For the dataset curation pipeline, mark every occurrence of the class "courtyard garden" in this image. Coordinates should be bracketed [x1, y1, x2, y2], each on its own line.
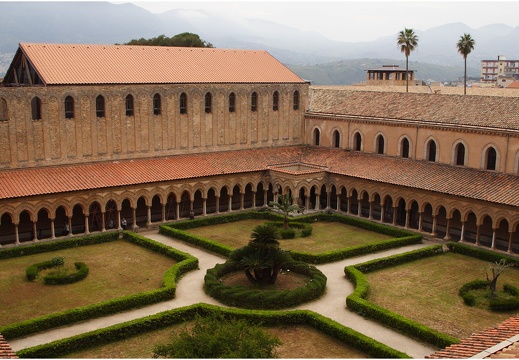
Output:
[2, 210, 518, 358]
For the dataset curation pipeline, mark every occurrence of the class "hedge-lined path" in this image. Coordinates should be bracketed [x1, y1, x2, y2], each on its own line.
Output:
[10, 230, 438, 358]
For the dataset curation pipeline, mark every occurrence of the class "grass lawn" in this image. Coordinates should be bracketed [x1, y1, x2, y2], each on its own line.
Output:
[0, 241, 175, 327]
[185, 219, 393, 253]
[65, 322, 369, 359]
[364, 252, 519, 339]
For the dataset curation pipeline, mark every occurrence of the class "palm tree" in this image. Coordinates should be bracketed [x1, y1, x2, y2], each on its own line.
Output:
[397, 28, 419, 92]
[457, 33, 476, 95]
[250, 223, 280, 250]
[269, 193, 303, 229]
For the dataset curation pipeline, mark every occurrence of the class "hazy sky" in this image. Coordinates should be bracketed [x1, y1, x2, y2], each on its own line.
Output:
[126, 0, 519, 42]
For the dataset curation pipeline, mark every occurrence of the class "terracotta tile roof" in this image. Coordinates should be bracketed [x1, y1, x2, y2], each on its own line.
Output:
[1, 147, 518, 207]
[0, 335, 17, 359]
[308, 87, 519, 131]
[16, 43, 304, 85]
[507, 82, 519, 89]
[427, 314, 519, 358]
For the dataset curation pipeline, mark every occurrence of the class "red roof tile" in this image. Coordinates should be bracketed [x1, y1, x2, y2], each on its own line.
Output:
[17, 43, 304, 85]
[0, 335, 17, 359]
[308, 87, 519, 131]
[1, 147, 518, 207]
[427, 314, 519, 358]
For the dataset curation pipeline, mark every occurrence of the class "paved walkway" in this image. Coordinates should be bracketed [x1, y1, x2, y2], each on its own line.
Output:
[10, 231, 439, 358]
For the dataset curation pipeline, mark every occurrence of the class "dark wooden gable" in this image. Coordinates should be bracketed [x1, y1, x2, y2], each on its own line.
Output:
[1, 47, 45, 87]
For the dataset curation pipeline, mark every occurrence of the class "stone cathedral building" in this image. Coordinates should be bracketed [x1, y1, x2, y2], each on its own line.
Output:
[0, 43, 518, 254]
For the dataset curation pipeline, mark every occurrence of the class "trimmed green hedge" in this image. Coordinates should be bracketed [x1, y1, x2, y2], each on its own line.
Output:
[204, 260, 327, 309]
[447, 242, 519, 266]
[345, 245, 460, 348]
[160, 211, 423, 264]
[0, 232, 198, 340]
[44, 262, 89, 285]
[458, 279, 487, 306]
[16, 303, 410, 359]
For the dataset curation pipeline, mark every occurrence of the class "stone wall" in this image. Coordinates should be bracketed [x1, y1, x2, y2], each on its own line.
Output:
[0, 82, 308, 169]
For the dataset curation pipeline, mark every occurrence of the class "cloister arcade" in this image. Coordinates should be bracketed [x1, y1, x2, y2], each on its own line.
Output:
[1, 172, 518, 255]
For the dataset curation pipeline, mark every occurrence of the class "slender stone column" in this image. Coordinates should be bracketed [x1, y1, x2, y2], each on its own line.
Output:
[508, 232, 514, 254]
[84, 214, 90, 235]
[369, 201, 373, 220]
[336, 195, 341, 211]
[475, 225, 481, 246]
[117, 210, 122, 230]
[380, 205, 385, 223]
[215, 196, 220, 214]
[176, 202, 180, 220]
[392, 207, 398, 226]
[460, 221, 465, 243]
[357, 199, 362, 216]
[263, 191, 268, 207]
[326, 191, 331, 210]
[252, 192, 257, 209]
[228, 195, 232, 212]
[161, 204, 166, 223]
[491, 228, 497, 249]
[346, 197, 351, 214]
[431, 215, 437, 237]
[418, 212, 423, 231]
[132, 208, 137, 229]
[240, 193, 245, 210]
[444, 218, 451, 240]
[315, 194, 320, 210]
[32, 221, 38, 241]
[146, 206, 151, 227]
[202, 198, 207, 216]
[51, 219, 56, 239]
[405, 209, 410, 229]
[15, 224, 20, 245]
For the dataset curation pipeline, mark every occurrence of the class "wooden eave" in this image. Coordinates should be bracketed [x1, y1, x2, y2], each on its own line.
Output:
[1, 46, 46, 87]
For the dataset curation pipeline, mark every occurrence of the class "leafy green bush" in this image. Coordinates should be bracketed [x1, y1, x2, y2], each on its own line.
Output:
[44, 262, 89, 285]
[17, 304, 410, 359]
[344, 245, 459, 348]
[204, 260, 327, 309]
[489, 284, 519, 311]
[153, 313, 282, 358]
[458, 279, 487, 306]
[279, 227, 296, 239]
[0, 232, 198, 340]
[26, 260, 55, 281]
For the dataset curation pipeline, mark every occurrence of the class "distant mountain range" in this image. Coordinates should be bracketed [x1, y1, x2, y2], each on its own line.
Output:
[1, 1, 516, 84]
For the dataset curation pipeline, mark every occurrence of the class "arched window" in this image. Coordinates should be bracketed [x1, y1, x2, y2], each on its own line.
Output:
[354, 132, 362, 151]
[64, 96, 74, 119]
[251, 92, 257, 112]
[125, 94, 134, 116]
[333, 130, 340, 148]
[179, 93, 187, 114]
[427, 140, 437, 162]
[293, 90, 300, 110]
[205, 92, 212, 113]
[376, 134, 385, 154]
[96, 95, 105, 118]
[153, 93, 161, 115]
[314, 128, 320, 146]
[229, 92, 236, 112]
[485, 146, 497, 170]
[455, 143, 465, 166]
[401, 137, 410, 158]
[31, 96, 42, 120]
[0, 98, 7, 121]
[273, 91, 279, 111]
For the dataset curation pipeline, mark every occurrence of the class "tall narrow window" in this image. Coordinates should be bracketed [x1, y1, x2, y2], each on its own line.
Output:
[273, 91, 279, 111]
[251, 92, 258, 112]
[205, 92, 212, 113]
[293, 90, 300, 110]
[153, 93, 161, 115]
[314, 128, 320, 146]
[180, 92, 187, 114]
[125, 94, 134, 116]
[64, 96, 74, 119]
[455, 143, 465, 165]
[427, 140, 437, 162]
[376, 135, 385, 154]
[333, 130, 340, 148]
[0, 98, 7, 121]
[96, 95, 105, 118]
[354, 132, 362, 151]
[229, 92, 236, 112]
[401, 138, 410, 158]
[486, 147, 497, 170]
[31, 97, 42, 120]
